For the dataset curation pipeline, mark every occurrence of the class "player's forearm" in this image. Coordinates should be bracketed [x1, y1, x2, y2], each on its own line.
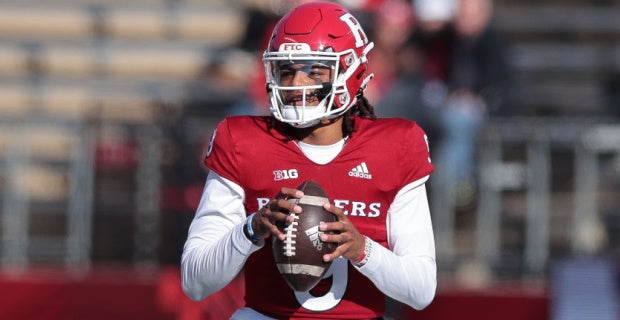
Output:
[355, 180, 437, 309]
[356, 243, 436, 309]
[181, 223, 254, 301]
[181, 172, 258, 301]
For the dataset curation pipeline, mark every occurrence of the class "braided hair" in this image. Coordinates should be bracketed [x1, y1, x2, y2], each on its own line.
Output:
[342, 89, 377, 136]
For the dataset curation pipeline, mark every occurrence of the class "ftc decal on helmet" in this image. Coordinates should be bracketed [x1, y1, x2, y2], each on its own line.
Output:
[263, 1, 375, 128]
[279, 43, 312, 52]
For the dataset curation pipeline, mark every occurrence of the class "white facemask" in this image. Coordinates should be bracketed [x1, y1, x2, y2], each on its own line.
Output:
[280, 100, 327, 128]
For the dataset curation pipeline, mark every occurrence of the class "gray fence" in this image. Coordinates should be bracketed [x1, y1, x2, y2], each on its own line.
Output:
[433, 117, 620, 282]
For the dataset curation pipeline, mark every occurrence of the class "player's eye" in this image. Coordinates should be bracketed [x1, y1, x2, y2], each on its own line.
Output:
[310, 64, 332, 78]
[309, 69, 322, 78]
[278, 67, 295, 78]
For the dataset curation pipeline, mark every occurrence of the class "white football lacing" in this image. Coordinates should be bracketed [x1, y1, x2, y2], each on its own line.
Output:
[282, 213, 299, 257]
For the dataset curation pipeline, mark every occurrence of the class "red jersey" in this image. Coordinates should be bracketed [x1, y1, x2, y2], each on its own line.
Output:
[205, 115, 433, 319]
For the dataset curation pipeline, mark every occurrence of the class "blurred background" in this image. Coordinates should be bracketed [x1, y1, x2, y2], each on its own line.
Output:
[0, 0, 618, 319]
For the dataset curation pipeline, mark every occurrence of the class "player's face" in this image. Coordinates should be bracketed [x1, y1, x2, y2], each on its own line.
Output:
[276, 61, 335, 106]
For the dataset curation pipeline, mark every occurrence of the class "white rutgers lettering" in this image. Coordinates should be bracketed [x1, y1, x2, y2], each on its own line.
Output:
[339, 13, 368, 48]
[368, 202, 381, 218]
[255, 197, 381, 218]
[257, 198, 269, 208]
[350, 202, 366, 217]
[333, 199, 349, 210]
[333, 199, 381, 218]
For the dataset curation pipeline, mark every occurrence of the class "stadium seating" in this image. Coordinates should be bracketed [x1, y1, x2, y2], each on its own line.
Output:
[0, 45, 29, 77]
[38, 45, 98, 77]
[494, 4, 620, 116]
[0, 5, 93, 39]
[0, 1, 245, 123]
[0, 83, 31, 117]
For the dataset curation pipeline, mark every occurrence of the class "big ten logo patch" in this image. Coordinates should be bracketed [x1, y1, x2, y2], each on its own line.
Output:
[273, 169, 299, 181]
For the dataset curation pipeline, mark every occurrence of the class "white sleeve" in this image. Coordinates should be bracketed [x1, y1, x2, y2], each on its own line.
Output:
[354, 176, 437, 310]
[181, 171, 263, 301]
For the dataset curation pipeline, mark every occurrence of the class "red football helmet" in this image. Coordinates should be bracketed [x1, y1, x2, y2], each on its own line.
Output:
[263, 1, 374, 128]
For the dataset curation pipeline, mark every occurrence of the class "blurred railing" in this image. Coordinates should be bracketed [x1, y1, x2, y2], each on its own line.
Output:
[433, 117, 620, 282]
[0, 119, 95, 270]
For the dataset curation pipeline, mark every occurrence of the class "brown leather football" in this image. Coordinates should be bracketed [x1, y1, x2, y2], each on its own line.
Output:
[272, 180, 338, 292]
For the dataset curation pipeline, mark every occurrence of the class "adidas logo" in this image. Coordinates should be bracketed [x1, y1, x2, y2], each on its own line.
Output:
[305, 225, 325, 251]
[349, 162, 372, 179]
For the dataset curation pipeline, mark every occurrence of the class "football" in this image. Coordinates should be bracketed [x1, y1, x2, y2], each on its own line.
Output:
[272, 180, 339, 292]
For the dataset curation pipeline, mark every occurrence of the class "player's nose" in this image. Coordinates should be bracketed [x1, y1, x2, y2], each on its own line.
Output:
[291, 70, 312, 86]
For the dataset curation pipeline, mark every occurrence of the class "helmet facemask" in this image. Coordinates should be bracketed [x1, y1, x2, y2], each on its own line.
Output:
[264, 50, 358, 128]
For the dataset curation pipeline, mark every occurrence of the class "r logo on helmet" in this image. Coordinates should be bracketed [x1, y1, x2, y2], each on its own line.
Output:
[339, 13, 368, 48]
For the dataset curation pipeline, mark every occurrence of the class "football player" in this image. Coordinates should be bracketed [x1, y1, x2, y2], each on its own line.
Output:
[181, 1, 437, 319]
